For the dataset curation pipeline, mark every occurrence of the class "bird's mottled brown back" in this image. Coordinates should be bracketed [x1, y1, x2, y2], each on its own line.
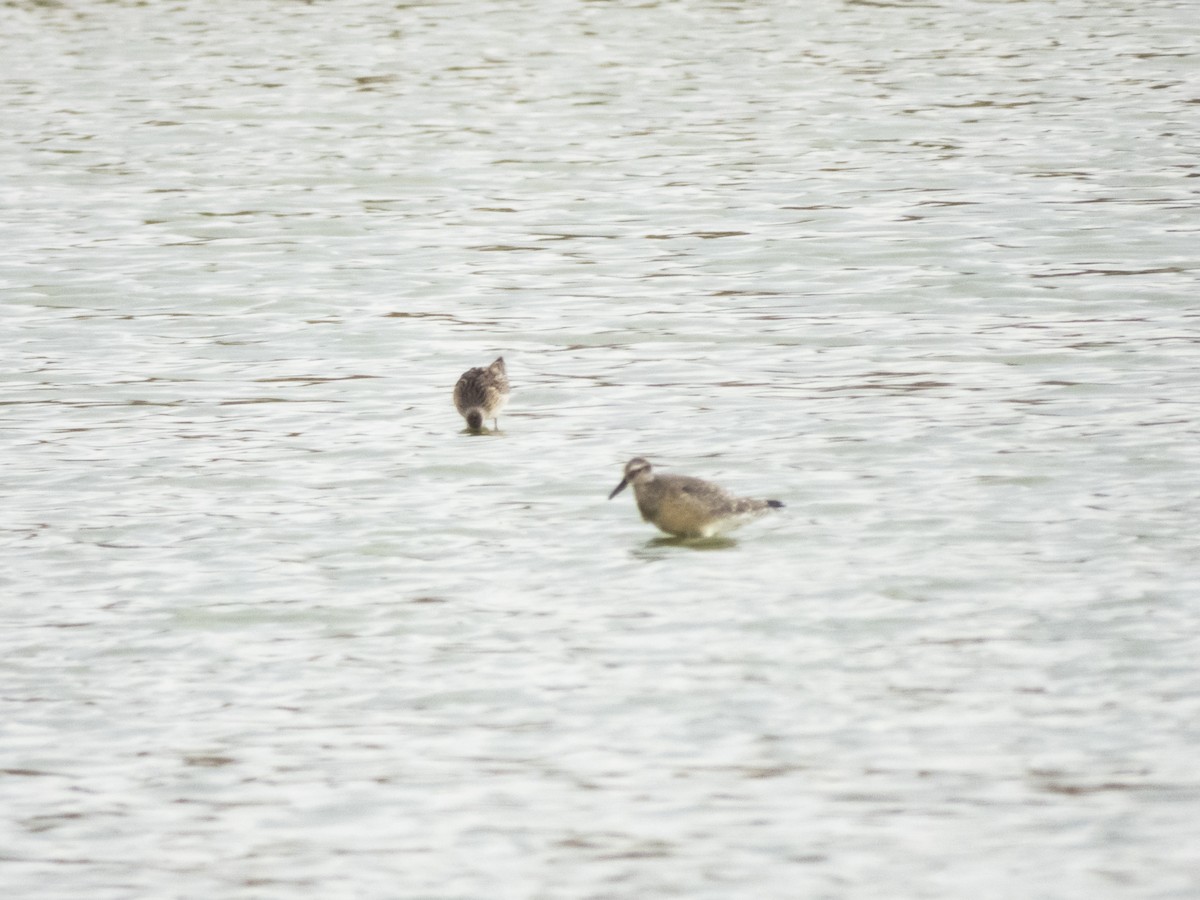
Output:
[453, 367, 492, 412]
[453, 357, 510, 426]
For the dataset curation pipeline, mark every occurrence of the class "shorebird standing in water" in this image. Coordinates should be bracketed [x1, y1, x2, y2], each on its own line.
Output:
[608, 457, 784, 538]
[453, 356, 509, 432]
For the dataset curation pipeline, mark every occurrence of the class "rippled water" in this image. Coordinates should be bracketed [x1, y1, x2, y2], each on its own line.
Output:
[3, 0, 1199, 897]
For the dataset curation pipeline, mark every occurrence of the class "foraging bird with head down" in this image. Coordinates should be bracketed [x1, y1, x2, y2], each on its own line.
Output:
[608, 457, 784, 538]
[453, 356, 509, 432]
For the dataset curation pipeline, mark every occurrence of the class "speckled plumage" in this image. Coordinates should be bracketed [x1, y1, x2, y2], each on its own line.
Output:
[608, 457, 783, 538]
[453, 356, 509, 431]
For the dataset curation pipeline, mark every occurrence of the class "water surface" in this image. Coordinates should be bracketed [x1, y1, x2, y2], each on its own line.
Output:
[3, 1, 1199, 897]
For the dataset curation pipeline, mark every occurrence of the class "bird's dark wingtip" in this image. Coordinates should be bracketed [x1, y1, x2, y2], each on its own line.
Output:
[767, 500, 784, 509]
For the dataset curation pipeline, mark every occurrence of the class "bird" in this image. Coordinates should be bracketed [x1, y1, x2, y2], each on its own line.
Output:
[608, 457, 784, 538]
[453, 356, 510, 432]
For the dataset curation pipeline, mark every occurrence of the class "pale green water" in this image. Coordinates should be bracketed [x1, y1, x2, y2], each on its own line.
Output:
[3, 1, 1199, 897]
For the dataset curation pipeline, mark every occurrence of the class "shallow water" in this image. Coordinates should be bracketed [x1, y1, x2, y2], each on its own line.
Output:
[3, 0, 1199, 897]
